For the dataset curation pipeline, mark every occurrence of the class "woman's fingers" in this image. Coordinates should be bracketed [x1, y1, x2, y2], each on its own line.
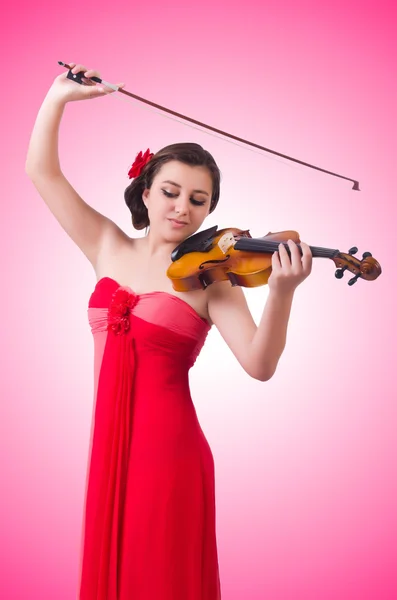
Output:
[62, 63, 125, 98]
[278, 242, 291, 270]
[67, 64, 125, 91]
[287, 240, 302, 271]
[300, 241, 313, 274]
[71, 64, 86, 74]
[272, 248, 281, 271]
[83, 69, 101, 79]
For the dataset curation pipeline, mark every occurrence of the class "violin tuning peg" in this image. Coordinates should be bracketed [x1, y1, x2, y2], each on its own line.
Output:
[348, 246, 358, 255]
[335, 266, 347, 279]
[362, 251, 372, 259]
[348, 273, 361, 286]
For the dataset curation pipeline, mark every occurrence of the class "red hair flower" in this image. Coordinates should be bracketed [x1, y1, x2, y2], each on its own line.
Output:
[128, 148, 154, 179]
[107, 287, 138, 335]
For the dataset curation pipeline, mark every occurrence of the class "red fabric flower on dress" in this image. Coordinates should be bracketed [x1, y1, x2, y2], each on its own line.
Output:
[107, 287, 138, 335]
[128, 148, 154, 179]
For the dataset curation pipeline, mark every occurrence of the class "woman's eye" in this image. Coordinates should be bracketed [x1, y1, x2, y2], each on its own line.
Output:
[162, 190, 175, 198]
[162, 189, 206, 206]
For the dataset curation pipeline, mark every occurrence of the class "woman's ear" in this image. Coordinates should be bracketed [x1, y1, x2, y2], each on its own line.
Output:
[142, 188, 149, 209]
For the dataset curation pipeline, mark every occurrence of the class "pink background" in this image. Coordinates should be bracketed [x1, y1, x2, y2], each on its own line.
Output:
[2, 0, 396, 598]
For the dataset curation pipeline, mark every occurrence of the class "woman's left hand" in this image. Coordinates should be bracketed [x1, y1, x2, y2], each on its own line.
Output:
[268, 239, 312, 295]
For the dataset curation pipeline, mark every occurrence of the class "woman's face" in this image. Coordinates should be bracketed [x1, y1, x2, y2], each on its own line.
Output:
[142, 160, 213, 240]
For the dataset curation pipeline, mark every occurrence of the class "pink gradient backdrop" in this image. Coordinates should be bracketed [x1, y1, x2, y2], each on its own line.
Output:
[1, 0, 396, 598]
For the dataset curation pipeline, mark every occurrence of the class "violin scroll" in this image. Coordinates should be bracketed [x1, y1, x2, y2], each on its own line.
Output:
[333, 246, 382, 285]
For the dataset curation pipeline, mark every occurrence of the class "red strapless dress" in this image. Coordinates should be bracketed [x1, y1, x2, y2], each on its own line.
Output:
[78, 277, 221, 599]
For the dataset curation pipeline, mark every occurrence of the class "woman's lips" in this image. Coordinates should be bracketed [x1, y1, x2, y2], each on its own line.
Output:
[168, 219, 188, 227]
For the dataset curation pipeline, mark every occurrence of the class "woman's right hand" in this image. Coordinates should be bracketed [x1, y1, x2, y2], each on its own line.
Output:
[46, 62, 125, 104]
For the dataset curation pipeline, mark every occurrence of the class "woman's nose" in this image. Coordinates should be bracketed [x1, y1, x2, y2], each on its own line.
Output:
[174, 196, 189, 214]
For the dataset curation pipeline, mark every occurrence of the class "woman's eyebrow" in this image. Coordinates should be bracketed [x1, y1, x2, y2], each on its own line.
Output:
[161, 180, 210, 196]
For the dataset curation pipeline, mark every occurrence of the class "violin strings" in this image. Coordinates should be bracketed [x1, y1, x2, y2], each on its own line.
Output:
[240, 239, 339, 257]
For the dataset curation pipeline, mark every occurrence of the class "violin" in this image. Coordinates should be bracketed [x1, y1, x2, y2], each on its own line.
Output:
[166, 226, 382, 292]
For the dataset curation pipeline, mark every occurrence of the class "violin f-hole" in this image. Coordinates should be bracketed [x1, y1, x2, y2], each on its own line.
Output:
[198, 256, 231, 270]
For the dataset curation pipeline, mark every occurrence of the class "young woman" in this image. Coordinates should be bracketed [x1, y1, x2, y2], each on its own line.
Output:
[25, 63, 312, 600]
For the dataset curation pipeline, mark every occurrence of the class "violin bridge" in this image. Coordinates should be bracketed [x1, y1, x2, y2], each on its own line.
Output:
[217, 233, 236, 254]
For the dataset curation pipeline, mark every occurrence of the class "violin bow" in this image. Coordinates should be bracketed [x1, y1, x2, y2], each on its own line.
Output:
[58, 61, 360, 190]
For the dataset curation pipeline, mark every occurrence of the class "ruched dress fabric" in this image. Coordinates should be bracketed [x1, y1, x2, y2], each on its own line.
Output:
[78, 277, 221, 599]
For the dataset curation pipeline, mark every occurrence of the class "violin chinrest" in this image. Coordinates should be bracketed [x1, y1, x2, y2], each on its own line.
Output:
[171, 225, 218, 261]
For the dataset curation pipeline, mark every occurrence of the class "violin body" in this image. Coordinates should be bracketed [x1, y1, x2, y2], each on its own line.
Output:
[166, 226, 382, 292]
[167, 227, 300, 291]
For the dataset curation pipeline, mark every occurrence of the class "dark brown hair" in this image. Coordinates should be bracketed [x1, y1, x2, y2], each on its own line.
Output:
[124, 142, 221, 230]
